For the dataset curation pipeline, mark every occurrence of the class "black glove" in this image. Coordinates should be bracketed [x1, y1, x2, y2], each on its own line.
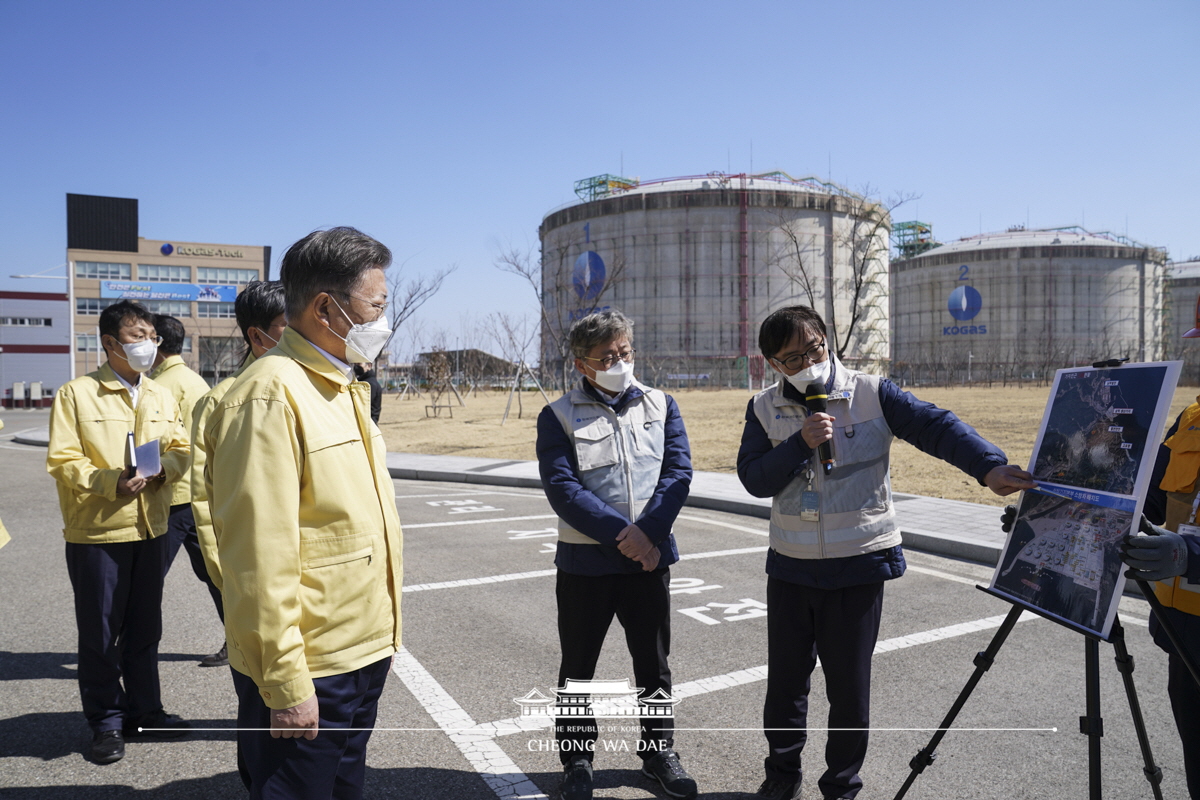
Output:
[1120, 515, 1189, 582]
[1000, 504, 1017, 534]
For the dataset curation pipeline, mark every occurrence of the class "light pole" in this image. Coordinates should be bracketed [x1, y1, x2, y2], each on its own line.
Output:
[967, 352, 973, 384]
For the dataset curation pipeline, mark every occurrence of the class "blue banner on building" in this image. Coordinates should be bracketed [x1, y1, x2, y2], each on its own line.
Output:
[100, 281, 237, 303]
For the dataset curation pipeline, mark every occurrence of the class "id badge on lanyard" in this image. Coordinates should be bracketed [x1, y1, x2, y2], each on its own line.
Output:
[800, 466, 819, 522]
[1179, 493, 1200, 537]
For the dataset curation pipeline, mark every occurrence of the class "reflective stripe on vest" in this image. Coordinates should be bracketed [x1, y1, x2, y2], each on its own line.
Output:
[1157, 478, 1200, 616]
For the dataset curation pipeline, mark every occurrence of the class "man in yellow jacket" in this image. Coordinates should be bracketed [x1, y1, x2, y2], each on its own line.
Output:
[205, 228, 402, 799]
[46, 300, 191, 765]
[1125, 298, 1200, 799]
[149, 314, 225, 667]
[189, 279, 287, 669]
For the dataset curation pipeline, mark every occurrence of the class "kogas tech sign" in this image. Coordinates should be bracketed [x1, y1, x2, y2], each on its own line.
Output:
[944, 265, 987, 335]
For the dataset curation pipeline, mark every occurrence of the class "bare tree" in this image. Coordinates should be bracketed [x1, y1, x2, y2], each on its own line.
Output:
[388, 261, 455, 343]
[768, 188, 915, 369]
[495, 235, 626, 392]
[199, 335, 243, 382]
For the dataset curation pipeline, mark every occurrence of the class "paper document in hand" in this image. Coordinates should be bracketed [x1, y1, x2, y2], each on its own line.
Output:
[134, 440, 161, 479]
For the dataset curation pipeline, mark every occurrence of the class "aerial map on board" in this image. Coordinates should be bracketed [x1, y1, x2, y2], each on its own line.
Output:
[994, 491, 1132, 633]
[1030, 366, 1166, 495]
[992, 361, 1180, 639]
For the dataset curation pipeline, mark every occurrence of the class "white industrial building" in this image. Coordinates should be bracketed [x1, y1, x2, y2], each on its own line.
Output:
[1166, 259, 1200, 384]
[890, 227, 1167, 384]
[0, 290, 71, 406]
[539, 172, 892, 388]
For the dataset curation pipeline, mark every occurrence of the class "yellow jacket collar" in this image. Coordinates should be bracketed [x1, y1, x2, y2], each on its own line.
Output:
[96, 361, 133, 393]
[276, 327, 351, 387]
[150, 354, 186, 380]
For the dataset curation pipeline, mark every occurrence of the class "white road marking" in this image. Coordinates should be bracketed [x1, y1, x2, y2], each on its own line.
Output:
[679, 545, 768, 561]
[906, 563, 989, 587]
[404, 569, 557, 593]
[392, 648, 548, 800]
[677, 514, 769, 536]
[483, 610, 1043, 737]
[402, 546, 768, 593]
[404, 515, 558, 529]
[396, 490, 516, 499]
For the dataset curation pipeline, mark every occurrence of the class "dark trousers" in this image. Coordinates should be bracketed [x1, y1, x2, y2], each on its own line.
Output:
[231, 656, 390, 800]
[555, 568, 673, 765]
[762, 577, 884, 800]
[164, 503, 224, 621]
[65, 536, 170, 733]
[1168, 652, 1200, 799]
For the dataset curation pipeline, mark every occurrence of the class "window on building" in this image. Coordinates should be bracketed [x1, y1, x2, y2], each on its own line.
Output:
[76, 333, 100, 351]
[182, 336, 193, 353]
[76, 298, 117, 315]
[198, 302, 236, 318]
[143, 300, 192, 316]
[75, 261, 131, 280]
[197, 267, 258, 285]
[138, 264, 192, 283]
[1, 317, 53, 327]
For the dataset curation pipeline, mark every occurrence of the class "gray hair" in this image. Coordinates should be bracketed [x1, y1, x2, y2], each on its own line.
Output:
[568, 311, 635, 358]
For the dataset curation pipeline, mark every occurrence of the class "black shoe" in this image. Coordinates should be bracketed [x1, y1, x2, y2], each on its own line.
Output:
[90, 729, 125, 764]
[641, 749, 698, 799]
[123, 711, 190, 739]
[561, 757, 593, 800]
[200, 642, 228, 667]
[756, 777, 801, 799]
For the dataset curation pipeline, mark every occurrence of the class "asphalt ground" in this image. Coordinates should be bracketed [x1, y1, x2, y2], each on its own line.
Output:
[0, 417, 1191, 799]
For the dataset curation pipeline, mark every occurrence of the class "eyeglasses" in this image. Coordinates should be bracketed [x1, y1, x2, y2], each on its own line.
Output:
[116, 334, 163, 346]
[770, 340, 825, 371]
[582, 350, 636, 370]
[331, 290, 388, 321]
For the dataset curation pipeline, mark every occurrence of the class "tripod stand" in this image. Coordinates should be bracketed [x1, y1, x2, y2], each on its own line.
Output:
[892, 588, 1164, 800]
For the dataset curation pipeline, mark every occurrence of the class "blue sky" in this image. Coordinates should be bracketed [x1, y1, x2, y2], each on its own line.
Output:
[2, 1, 1197, 355]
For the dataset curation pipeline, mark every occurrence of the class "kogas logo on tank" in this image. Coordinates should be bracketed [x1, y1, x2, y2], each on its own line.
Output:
[573, 251, 606, 301]
[944, 265, 987, 335]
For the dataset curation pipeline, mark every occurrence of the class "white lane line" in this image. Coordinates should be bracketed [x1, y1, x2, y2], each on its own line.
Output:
[392, 648, 548, 800]
[395, 491, 515, 499]
[679, 545, 768, 561]
[403, 546, 768, 593]
[1118, 613, 1149, 627]
[405, 515, 558, 529]
[483, 611, 1043, 738]
[395, 489, 545, 500]
[677, 514, 769, 536]
[404, 569, 556, 593]
[906, 564, 990, 587]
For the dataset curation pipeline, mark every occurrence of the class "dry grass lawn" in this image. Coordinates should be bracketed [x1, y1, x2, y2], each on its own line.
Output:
[378, 383, 1199, 507]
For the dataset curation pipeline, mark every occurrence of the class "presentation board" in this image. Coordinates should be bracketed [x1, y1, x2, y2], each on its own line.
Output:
[990, 361, 1181, 639]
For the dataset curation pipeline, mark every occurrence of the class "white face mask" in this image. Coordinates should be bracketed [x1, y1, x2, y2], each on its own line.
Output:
[330, 296, 393, 364]
[591, 357, 634, 394]
[112, 338, 158, 373]
[783, 356, 831, 393]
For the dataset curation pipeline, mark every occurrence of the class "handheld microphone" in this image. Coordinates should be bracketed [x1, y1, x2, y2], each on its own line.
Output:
[805, 383, 834, 474]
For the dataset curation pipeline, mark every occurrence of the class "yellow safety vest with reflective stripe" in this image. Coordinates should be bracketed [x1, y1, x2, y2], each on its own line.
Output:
[1156, 399, 1200, 616]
